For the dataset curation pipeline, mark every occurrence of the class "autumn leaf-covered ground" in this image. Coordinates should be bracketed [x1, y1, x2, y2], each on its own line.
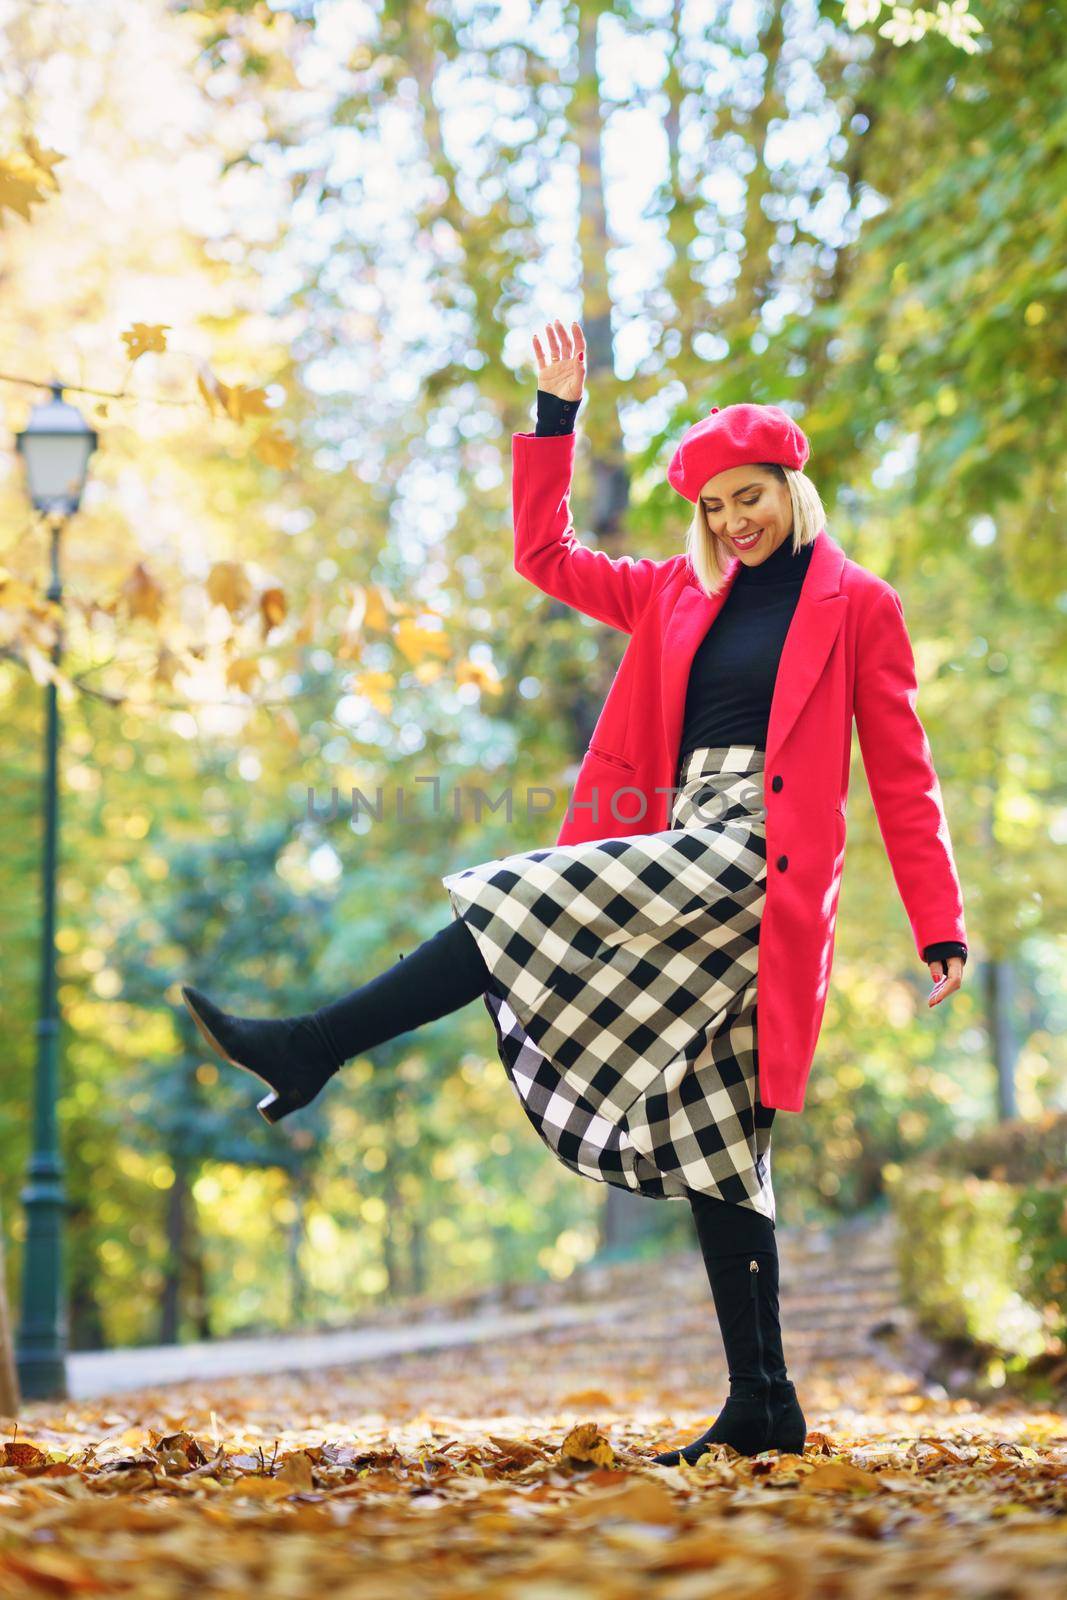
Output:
[3, 1218, 1065, 1598]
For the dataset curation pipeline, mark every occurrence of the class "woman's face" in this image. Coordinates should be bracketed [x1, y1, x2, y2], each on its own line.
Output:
[699, 466, 793, 566]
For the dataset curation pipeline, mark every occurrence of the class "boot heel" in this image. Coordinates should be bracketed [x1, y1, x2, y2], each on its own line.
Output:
[182, 984, 335, 1124]
[257, 1087, 308, 1124]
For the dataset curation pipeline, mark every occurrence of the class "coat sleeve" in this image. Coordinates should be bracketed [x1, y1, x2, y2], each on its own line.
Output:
[854, 584, 968, 961]
[512, 430, 668, 634]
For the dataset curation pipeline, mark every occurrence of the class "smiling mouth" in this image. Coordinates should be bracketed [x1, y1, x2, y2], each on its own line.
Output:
[732, 528, 763, 549]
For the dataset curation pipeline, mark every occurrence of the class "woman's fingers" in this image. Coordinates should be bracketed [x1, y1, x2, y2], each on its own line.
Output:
[533, 319, 585, 383]
[927, 955, 964, 1006]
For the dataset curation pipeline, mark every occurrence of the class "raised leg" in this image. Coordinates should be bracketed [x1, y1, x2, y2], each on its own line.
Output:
[313, 916, 491, 1064]
[182, 915, 491, 1122]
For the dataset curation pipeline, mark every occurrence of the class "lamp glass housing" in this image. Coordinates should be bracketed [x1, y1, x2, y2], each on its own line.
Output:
[16, 388, 97, 515]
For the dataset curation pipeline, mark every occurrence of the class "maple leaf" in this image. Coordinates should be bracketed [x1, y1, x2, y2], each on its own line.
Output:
[226, 657, 260, 694]
[253, 427, 297, 470]
[0, 158, 48, 225]
[21, 134, 66, 187]
[207, 561, 253, 618]
[363, 584, 393, 631]
[559, 1422, 615, 1469]
[0, 1441, 48, 1469]
[275, 1450, 315, 1490]
[456, 658, 502, 694]
[222, 384, 271, 423]
[394, 618, 450, 666]
[121, 561, 165, 624]
[0, 570, 40, 610]
[154, 646, 181, 686]
[353, 669, 394, 713]
[259, 586, 288, 638]
[121, 322, 170, 362]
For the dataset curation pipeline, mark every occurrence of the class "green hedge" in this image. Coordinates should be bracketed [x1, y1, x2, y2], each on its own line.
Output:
[884, 1112, 1067, 1369]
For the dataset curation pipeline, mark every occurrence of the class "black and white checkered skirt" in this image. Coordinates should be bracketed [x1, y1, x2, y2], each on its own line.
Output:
[441, 744, 775, 1218]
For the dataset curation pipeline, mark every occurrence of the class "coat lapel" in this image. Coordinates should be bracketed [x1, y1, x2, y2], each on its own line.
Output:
[661, 527, 848, 770]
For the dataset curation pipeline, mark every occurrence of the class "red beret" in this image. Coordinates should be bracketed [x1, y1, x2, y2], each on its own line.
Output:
[667, 403, 810, 503]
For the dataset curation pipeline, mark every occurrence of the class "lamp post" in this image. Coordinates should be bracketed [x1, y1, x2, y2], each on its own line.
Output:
[13, 382, 97, 1400]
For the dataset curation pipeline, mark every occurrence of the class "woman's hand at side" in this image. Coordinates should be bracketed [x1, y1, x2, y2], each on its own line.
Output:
[532, 319, 585, 402]
[927, 955, 965, 1007]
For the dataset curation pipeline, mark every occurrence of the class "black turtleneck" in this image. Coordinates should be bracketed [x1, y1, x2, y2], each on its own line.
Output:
[532, 390, 967, 971]
[678, 531, 814, 760]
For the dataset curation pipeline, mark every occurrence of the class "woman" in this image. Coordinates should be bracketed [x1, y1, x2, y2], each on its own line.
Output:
[182, 318, 968, 1466]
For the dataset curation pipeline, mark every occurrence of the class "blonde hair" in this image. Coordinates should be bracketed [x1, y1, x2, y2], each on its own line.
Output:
[684, 464, 826, 598]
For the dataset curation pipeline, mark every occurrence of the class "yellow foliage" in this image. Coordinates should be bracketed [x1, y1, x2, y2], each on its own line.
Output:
[121, 562, 165, 625]
[226, 657, 261, 694]
[259, 586, 288, 637]
[395, 617, 450, 665]
[120, 322, 170, 362]
[456, 658, 502, 694]
[223, 384, 271, 422]
[363, 583, 392, 630]
[559, 1421, 615, 1468]
[252, 426, 296, 469]
[353, 669, 394, 713]
[293, 592, 321, 645]
[207, 561, 253, 618]
[0, 136, 65, 226]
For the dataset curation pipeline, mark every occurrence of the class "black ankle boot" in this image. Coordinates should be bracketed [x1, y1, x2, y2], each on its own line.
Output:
[652, 1246, 807, 1466]
[181, 986, 342, 1123]
[652, 1376, 806, 1466]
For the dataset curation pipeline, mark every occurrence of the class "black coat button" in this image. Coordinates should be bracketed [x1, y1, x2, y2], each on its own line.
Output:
[777, 854, 788, 871]
[771, 775, 783, 792]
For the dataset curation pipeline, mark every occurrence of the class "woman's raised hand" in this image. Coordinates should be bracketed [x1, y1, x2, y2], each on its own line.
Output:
[532, 319, 586, 403]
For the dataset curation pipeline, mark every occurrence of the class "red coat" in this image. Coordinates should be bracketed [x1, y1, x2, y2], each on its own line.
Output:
[512, 429, 967, 1114]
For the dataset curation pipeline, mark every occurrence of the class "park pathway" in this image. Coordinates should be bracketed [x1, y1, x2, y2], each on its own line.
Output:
[66, 1209, 910, 1401]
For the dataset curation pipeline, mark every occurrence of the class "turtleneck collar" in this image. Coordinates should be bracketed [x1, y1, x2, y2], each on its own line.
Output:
[733, 531, 815, 585]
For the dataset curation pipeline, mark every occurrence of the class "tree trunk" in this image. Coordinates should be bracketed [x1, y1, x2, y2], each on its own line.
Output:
[160, 1159, 211, 1343]
[0, 1208, 19, 1417]
[381, 1158, 400, 1298]
[159, 1164, 186, 1345]
[287, 1173, 308, 1326]
[984, 956, 1019, 1122]
[408, 1209, 427, 1298]
[188, 1213, 212, 1343]
[978, 766, 1017, 1121]
[66, 1198, 106, 1352]
[600, 1186, 666, 1256]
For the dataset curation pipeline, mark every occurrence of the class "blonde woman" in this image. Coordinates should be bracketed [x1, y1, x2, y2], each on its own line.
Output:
[183, 319, 967, 1466]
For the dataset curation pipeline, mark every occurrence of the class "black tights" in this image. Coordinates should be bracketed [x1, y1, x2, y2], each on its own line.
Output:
[310, 917, 774, 1276]
[312, 916, 492, 1067]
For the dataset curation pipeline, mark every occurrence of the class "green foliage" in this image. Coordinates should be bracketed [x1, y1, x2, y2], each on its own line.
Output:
[907, 1110, 1067, 1184]
[886, 1113, 1067, 1367]
[3, 0, 1065, 1353]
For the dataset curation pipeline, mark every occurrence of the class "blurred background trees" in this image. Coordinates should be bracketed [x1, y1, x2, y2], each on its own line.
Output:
[1, 0, 1063, 1362]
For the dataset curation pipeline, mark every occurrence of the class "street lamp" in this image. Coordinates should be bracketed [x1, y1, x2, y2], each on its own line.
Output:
[16, 384, 98, 517]
[13, 382, 97, 1399]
